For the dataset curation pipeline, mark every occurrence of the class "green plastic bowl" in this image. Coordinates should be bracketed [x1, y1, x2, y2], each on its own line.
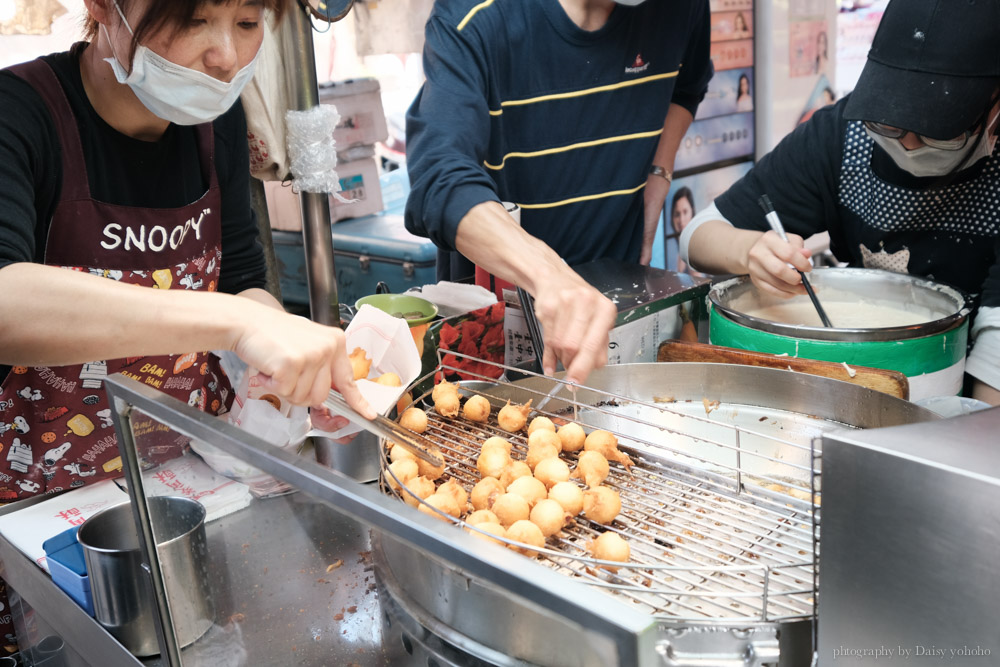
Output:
[355, 293, 439, 326]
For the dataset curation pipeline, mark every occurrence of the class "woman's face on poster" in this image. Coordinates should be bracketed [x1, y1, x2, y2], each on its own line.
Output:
[672, 196, 694, 233]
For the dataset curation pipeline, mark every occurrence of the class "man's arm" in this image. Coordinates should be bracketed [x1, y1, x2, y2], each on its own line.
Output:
[641, 104, 694, 265]
[454, 201, 618, 385]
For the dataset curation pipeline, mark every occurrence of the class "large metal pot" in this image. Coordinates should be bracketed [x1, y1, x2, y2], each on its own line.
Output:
[709, 268, 970, 400]
[375, 363, 938, 667]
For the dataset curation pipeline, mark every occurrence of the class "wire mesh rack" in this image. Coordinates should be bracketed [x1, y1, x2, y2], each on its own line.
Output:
[381, 352, 823, 625]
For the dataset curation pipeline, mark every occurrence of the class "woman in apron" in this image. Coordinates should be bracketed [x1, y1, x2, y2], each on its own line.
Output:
[0, 0, 376, 650]
[0, 2, 376, 495]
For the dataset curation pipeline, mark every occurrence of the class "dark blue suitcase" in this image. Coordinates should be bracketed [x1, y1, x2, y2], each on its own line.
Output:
[273, 214, 437, 307]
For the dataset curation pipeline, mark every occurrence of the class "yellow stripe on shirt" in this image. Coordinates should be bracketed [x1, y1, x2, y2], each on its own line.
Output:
[487, 71, 679, 116]
[457, 0, 498, 31]
[483, 128, 664, 170]
[518, 182, 647, 210]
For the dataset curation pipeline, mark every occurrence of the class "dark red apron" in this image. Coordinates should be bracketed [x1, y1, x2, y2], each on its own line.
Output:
[0, 60, 233, 501]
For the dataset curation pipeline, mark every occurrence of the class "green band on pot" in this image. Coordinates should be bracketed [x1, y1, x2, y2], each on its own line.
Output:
[709, 306, 967, 377]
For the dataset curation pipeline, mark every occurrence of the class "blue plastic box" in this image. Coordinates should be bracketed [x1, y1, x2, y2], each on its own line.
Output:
[42, 526, 94, 616]
[273, 213, 437, 307]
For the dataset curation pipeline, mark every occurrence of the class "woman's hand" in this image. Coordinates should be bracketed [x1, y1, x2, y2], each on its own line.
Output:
[746, 231, 814, 298]
[230, 300, 375, 419]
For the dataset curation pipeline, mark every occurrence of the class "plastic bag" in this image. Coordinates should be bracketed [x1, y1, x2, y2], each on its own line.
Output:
[190, 368, 308, 498]
[241, 11, 289, 181]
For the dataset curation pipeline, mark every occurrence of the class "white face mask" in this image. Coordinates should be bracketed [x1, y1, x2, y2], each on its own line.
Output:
[865, 110, 1000, 178]
[614, 0, 648, 5]
[102, 2, 260, 126]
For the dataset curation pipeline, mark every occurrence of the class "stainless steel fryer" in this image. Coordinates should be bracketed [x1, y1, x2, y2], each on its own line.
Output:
[93, 361, 937, 667]
[376, 358, 938, 667]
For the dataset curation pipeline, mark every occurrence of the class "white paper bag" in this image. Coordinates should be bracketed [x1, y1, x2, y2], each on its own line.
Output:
[308, 304, 423, 440]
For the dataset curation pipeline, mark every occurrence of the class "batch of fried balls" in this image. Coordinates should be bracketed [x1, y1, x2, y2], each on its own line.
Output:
[387, 381, 633, 571]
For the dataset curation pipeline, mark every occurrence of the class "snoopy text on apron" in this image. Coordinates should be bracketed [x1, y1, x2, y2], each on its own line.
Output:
[0, 60, 233, 500]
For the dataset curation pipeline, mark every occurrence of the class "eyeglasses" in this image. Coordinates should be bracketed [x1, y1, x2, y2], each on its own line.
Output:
[862, 122, 974, 150]
[863, 98, 996, 151]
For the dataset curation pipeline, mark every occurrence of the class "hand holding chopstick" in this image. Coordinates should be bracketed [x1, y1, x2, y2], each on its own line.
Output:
[757, 195, 834, 328]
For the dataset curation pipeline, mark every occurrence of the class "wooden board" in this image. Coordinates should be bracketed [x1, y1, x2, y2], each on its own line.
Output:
[657, 339, 909, 400]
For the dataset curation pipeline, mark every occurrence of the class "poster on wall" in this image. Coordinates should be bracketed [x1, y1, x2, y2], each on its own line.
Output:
[711, 39, 754, 72]
[674, 113, 754, 172]
[710, 10, 753, 41]
[797, 74, 837, 125]
[709, 0, 751, 11]
[789, 19, 830, 78]
[697, 68, 755, 119]
[650, 161, 754, 272]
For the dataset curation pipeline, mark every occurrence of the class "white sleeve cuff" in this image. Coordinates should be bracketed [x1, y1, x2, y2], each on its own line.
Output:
[679, 201, 733, 271]
[965, 306, 1000, 391]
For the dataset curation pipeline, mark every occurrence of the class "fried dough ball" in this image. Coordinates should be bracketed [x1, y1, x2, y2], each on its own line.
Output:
[533, 456, 570, 489]
[588, 532, 630, 572]
[548, 481, 585, 516]
[415, 451, 446, 481]
[572, 450, 610, 488]
[401, 475, 436, 508]
[477, 446, 511, 479]
[435, 391, 461, 418]
[471, 477, 505, 511]
[528, 429, 562, 454]
[481, 436, 512, 455]
[506, 520, 545, 555]
[506, 475, 547, 508]
[584, 430, 634, 470]
[437, 479, 469, 511]
[498, 461, 532, 488]
[497, 400, 532, 432]
[386, 459, 419, 493]
[389, 443, 416, 464]
[349, 347, 372, 380]
[491, 492, 530, 527]
[583, 486, 621, 525]
[526, 440, 560, 471]
[557, 422, 587, 453]
[466, 509, 500, 526]
[376, 372, 402, 387]
[431, 380, 459, 403]
[467, 521, 507, 546]
[463, 394, 492, 422]
[529, 498, 571, 538]
[418, 492, 461, 520]
[527, 416, 556, 436]
[398, 407, 428, 433]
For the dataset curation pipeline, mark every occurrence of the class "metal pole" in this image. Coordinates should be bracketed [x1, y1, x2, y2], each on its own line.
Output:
[280, 3, 340, 326]
[109, 401, 184, 666]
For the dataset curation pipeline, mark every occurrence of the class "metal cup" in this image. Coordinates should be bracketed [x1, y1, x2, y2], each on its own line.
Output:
[77, 497, 214, 657]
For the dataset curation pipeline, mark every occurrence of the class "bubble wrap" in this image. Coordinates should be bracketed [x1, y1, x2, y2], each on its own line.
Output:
[285, 104, 352, 200]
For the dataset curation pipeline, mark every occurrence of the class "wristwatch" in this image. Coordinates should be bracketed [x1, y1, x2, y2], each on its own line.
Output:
[649, 165, 673, 182]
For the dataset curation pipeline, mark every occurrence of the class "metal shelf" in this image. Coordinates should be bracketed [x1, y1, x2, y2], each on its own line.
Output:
[1, 492, 408, 666]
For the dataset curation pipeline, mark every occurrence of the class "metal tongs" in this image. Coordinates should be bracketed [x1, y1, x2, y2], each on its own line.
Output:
[323, 390, 445, 469]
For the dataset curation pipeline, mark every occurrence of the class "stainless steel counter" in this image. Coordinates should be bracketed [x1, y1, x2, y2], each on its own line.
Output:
[1, 490, 408, 666]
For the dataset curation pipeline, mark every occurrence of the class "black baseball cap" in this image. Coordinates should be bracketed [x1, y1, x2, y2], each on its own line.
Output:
[843, 0, 1000, 140]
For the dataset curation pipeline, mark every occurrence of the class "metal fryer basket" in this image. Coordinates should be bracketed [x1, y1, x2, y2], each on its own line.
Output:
[382, 353, 822, 626]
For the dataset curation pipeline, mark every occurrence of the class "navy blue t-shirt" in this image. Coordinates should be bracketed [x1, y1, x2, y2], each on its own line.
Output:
[405, 0, 712, 267]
